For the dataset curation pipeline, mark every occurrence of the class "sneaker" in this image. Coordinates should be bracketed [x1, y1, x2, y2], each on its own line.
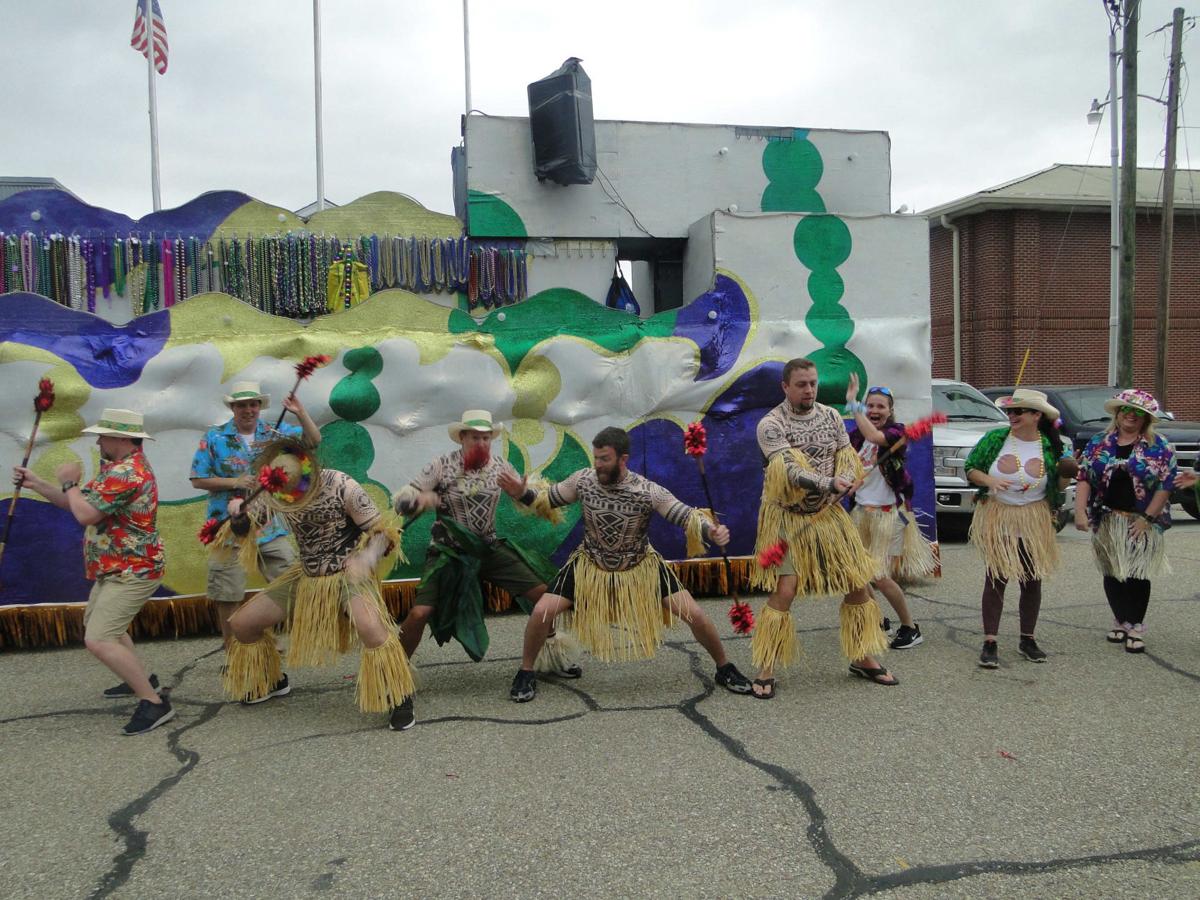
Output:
[890, 624, 924, 650]
[388, 696, 415, 731]
[978, 640, 999, 668]
[549, 663, 583, 679]
[241, 674, 292, 705]
[122, 697, 176, 735]
[714, 661, 753, 694]
[104, 673, 159, 698]
[509, 668, 537, 703]
[1018, 636, 1047, 663]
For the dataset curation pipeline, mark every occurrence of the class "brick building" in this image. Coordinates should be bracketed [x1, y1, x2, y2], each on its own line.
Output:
[924, 164, 1200, 418]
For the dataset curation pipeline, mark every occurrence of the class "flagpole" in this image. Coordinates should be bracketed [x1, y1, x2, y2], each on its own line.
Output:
[462, 0, 472, 117]
[313, 0, 326, 212]
[144, 0, 162, 211]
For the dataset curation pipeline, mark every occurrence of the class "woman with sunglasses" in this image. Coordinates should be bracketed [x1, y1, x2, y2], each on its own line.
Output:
[844, 375, 936, 649]
[963, 389, 1074, 667]
[1074, 389, 1178, 653]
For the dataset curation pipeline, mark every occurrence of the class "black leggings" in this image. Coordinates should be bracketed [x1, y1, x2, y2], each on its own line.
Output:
[1103, 575, 1151, 626]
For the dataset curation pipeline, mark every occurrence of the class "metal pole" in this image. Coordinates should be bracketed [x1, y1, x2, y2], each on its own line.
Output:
[145, 0, 162, 211]
[313, 0, 326, 212]
[1154, 7, 1184, 406]
[1106, 28, 1120, 386]
[463, 0, 472, 118]
[1117, 0, 1139, 388]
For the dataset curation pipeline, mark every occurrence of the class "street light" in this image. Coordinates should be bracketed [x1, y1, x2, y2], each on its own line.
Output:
[1086, 98, 1105, 126]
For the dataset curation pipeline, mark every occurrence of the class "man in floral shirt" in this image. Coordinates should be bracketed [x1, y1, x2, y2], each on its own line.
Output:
[190, 381, 321, 700]
[13, 408, 171, 735]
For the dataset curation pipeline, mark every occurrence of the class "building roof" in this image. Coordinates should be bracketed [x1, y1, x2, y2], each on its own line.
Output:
[922, 164, 1200, 220]
[0, 176, 78, 203]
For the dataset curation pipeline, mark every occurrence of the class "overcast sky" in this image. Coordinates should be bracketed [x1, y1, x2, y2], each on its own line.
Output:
[3, 1, 1197, 219]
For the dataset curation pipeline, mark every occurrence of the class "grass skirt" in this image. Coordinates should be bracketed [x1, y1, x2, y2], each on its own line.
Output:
[750, 605, 798, 670]
[1092, 511, 1171, 580]
[840, 595, 888, 661]
[222, 631, 282, 703]
[557, 550, 685, 662]
[533, 631, 583, 674]
[751, 501, 876, 596]
[851, 505, 938, 582]
[968, 498, 1060, 582]
[356, 634, 415, 713]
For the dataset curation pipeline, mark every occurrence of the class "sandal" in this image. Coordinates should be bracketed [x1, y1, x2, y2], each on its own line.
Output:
[1106, 628, 1127, 644]
[1125, 630, 1146, 654]
[752, 678, 776, 699]
[849, 663, 899, 686]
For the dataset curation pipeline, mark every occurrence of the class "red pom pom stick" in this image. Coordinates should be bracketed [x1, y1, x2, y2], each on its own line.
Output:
[198, 518, 222, 545]
[728, 600, 755, 635]
[258, 465, 289, 492]
[1, 378, 59, 573]
[683, 421, 708, 458]
[273, 354, 333, 431]
[757, 539, 788, 569]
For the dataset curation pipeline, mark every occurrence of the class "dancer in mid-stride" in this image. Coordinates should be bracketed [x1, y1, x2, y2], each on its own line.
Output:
[749, 358, 894, 698]
[1075, 389, 1178, 655]
[501, 426, 754, 702]
[220, 439, 415, 731]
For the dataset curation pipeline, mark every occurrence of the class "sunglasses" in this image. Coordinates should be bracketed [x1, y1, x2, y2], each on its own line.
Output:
[867, 386, 892, 397]
[1005, 408, 1033, 417]
[1118, 405, 1146, 416]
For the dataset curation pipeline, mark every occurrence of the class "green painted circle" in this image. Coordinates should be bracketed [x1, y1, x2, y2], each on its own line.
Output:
[804, 302, 855, 348]
[317, 420, 375, 482]
[806, 269, 845, 307]
[793, 215, 852, 270]
[329, 347, 383, 422]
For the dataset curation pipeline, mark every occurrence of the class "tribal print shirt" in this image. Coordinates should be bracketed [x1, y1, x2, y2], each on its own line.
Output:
[756, 400, 852, 515]
[410, 450, 520, 546]
[80, 450, 164, 580]
[545, 468, 701, 571]
[279, 470, 381, 577]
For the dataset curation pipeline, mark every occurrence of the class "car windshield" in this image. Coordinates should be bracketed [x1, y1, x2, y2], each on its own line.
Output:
[1056, 388, 1120, 424]
[933, 384, 1007, 422]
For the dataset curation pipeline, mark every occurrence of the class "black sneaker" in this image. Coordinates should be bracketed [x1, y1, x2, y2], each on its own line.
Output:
[122, 697, 176, 735]
[715, 661, 753, 694]
[510, 669, 537, 702]
[979, 640, 999, 668]
[241, 674, 292, 705]
[549, 663, 583, 679]
[104, 673, 159, 698]
[1018, 636, 1047, 663]
[890, 624, 923, 650]
[388, 696, 415, 731]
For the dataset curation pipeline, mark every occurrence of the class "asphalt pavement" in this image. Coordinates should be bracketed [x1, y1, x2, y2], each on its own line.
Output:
[2, 510, 1199, 899]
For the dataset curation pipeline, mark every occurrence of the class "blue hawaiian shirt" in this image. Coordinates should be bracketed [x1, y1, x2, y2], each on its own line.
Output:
[190, 418, 301, 544]
[1078, 430, 1177, 529]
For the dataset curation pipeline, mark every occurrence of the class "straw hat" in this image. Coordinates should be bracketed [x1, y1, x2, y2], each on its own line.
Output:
[448, 409, 503, 442]
[994, 388, 1059, 420]
[81, 408, 154, 441]
[254, 438, 322, 512]
[1103, 388, 1161, 422]
[223, 381, 271, 409]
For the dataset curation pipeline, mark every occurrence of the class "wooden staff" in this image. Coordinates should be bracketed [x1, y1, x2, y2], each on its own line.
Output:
[271, 354, 331, 432]
[0, 379, 56, 575]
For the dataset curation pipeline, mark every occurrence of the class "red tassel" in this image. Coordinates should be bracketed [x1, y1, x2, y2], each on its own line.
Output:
[728, 600, 755, 634]
[757, 539, 788, 569]
[294, 354, 332, 380]
[258, 465, 288, 492]
[903, 412, 948, 442]
[683, 421, 707, 457]
[34, 378, 55, 413]
[197, 518, 221, 545]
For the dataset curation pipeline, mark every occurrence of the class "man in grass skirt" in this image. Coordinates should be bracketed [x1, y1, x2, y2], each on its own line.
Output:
[219, 438, 416, 731]
[749, 358, 895, 698]
[500, 426, 753, 702]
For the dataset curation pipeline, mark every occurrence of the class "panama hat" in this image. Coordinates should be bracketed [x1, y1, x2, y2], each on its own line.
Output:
[994, 388, 1059, 420]
[223, 381, 271, 409]
[448, 410, 503, 442]
[1103, 388, 1161, 422]
[81, 408, 154, 441]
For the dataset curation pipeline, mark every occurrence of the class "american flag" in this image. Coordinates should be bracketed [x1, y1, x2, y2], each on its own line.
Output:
[130, 0, 168, 75]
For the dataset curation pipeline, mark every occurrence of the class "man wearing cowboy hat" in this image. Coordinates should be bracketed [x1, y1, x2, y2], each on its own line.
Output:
[13, 408, 173, 735]
[392, 409, 579, 722]
[190, 380, 321, 691]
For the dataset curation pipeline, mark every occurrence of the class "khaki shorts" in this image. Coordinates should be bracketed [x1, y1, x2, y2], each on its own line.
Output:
[84, 572, 161, 641]
[207, 536, 296, 605]
[414, 541, 544, 607]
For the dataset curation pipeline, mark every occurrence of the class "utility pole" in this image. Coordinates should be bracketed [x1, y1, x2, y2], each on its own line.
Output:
[1118, 0, 1139, 387]
[1154, 7, 1184, 406]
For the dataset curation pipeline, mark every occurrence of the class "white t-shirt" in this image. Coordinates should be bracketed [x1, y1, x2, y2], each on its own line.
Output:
[856, 441, 896, 507]
[988, 436, 1047, 505]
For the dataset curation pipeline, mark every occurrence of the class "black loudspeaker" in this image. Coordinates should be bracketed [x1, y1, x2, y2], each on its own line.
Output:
[527, 57, 596, 185]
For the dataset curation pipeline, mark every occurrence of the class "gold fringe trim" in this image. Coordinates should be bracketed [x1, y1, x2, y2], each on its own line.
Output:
[532, 631, 583, 674]
[968, 499, 1060, 582]
[840, 596, 888, 661]
[355, 634, 415, 713]
[522, 476, 563, 525]
[1093, 512, 1171, 580]
[750, 499, 875, 596]
[222, 631, 282, 702]
[557, 550, 683, 662]
[750, 605, 798, 670]
[685, 508, 715, 559]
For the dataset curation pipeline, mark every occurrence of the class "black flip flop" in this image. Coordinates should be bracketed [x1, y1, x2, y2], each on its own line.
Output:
[848, 663, 899, 686]
[752, 677, 776, 699]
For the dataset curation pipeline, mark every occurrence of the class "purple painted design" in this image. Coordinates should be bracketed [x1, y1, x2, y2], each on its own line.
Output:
[672, 274, 751, 381]
[0, 292, 169, 389]
[0, 189, 255, 241]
